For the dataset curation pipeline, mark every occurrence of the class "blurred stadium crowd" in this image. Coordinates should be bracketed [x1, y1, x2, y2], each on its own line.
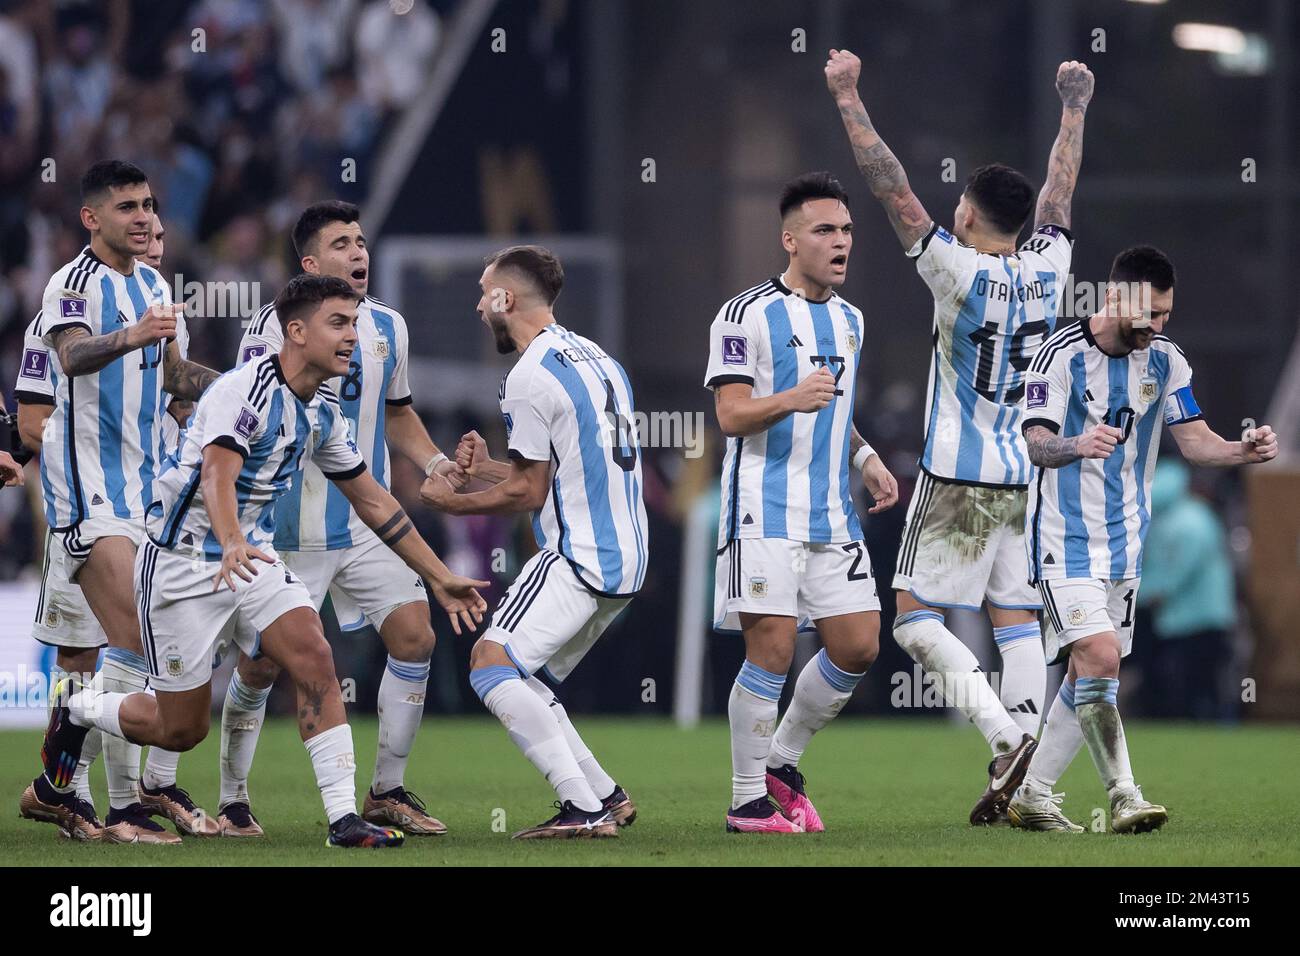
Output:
[0, 0, 1261, 722]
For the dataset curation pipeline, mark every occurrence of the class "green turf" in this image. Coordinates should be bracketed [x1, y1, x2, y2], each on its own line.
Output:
[2, 717, 1297, 865]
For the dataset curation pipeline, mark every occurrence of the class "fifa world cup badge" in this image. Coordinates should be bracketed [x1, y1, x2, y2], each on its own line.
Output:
[374, 336, 390, 358]
[749, 577, 768, 599]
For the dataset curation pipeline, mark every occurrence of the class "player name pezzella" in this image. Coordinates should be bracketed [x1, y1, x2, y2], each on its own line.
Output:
[49, 886, 152, 936]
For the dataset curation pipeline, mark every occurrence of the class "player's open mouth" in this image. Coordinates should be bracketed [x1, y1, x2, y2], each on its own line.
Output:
[129, 231, 149, 243]
[351, 268, 367, 282]
[830, 255, 847, 267]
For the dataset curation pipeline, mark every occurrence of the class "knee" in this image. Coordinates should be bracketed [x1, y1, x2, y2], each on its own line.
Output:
[163, 719, 209, 753]
[469, 637, 508, 671]
[238, 652, 281, 690]
[385, 621, 435, 664]
[1073, 636, 1122, 677]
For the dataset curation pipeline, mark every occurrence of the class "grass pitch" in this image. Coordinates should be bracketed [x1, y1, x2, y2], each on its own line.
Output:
[2, 717, 1297, 866]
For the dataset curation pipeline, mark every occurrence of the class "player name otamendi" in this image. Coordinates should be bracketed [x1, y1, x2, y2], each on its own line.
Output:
[971, 273, 1052, 304]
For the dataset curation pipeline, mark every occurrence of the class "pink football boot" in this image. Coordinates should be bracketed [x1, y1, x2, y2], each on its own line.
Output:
[725, 797, 804, 833]
[766, 764, 825, 832]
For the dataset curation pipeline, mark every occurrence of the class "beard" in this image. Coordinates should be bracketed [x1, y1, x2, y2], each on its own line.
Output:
[1121, 324, 1153, 351]
[489, 315, 514, 354]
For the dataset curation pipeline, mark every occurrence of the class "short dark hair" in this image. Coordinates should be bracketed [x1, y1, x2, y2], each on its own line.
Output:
[485, 245, 564, 305]
[1109, 245, 1176, 291]
[292, 200, 361, 259]
[963, 164, 1034, 236]
[779, 171, 849, 220]
[274, 274, 359, 332]
[80, 160, 149, 205]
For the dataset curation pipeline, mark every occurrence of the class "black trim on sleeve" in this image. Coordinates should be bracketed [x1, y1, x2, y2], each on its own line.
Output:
[322, 461, 367, 481]
[1034, 223, 1074, 242]
[14, 390, 55, 407]
[507, 449, 550, 463]
[42, 320, 93, 341]
[706, 374, 754, 389]
[208, 435, 249, 460]
[909, 223, 941, 258]
[1021, 418, 1060, 435]
[385, 395, 413, 407]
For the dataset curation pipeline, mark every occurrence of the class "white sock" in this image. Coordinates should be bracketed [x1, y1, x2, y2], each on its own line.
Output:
[472, 666, 600, 812]
[1024, 678, 1083, 791]
[68, 677, 125, 738]
[894, 610, 1021, 754]
[100, 650, 148, 810]
[304, 724, 357, 824]
[729, 660, 784, 809]
[142, 747, 180, 790]
[1074, 677, 1136, 796]
[994, 623, 1046, 737]
[526, 676, 617, 799]
[73, 730, 102, 806]
[769, 649, 863, 768]
[371, 656, 430, 795]
[220, 670, 271, 808]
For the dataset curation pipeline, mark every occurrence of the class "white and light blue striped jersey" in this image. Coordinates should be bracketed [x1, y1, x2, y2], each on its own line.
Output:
[37, 247, 174, 530]
[145, 355, 365, 560]
[155, 308, 191, 461]
[15, 311, 56, 405]
[1023, 322, 1198, 582]
[909, 223, 1073, 487]
[703, 278, 865, 546]
[502, 323, 648, 596]
[236, 295, 411, 551]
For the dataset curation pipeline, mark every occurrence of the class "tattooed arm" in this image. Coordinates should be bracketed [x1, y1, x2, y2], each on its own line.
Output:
[163, 340, 219, 401]
[1024, 423, 1122, 468]
[335, 468, 489, 633]
[824, 48, 932, 250]
[55, 303, 178, 376]
[1035, 61, 1094, 230]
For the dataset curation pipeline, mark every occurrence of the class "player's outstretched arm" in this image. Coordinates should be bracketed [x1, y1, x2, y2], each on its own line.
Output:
[385, 403, 466, 489]
[162, 337, 219, 402]
[333, 468, 489, 633]
[54, 303, 178, 377]
[825, 48, 932, 250]
[1025, 423, 1123, 468]
[1034, 60, 1094, 230]
[1170, 419, 1278, 466]
[203, 442, 275, 593]
[714, 368, 836, 438]
[419, 456, 550, 517]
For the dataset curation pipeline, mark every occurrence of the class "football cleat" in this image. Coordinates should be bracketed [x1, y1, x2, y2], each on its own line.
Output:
[102, 803, 183, 845]
[363, 786, 447, 835]
[766, 764, 824, 832]
[217, 801, 265, 838]
[971, 733, 1038, 825]
[19, 777, 98, 838]
[511, 801, 618, 840]
[140, 783, 220, 836]
[1110, 786, 1168, 834]
[725, 796, 804, 834]
[1007, 785, 1085, 833]
[326, 812, 405, 848]
[39, 677, 89, 792]
[601, 785, 637, 827]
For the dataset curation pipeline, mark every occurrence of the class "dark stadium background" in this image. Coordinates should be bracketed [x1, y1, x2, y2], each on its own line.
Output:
[1, 0, 1296, 724]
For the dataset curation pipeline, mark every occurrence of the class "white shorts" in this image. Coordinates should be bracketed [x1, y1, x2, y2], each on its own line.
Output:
[136, 540, 315, 693]
[32, 531, 105, 650]
[482, 549, 631, 683]
[891, 472, 1038, 611]
[284, 532, 427, 634]
[1038, 577, 1141, 666]
[57, 513, 143, 582]
[713, 537, 881, 633]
